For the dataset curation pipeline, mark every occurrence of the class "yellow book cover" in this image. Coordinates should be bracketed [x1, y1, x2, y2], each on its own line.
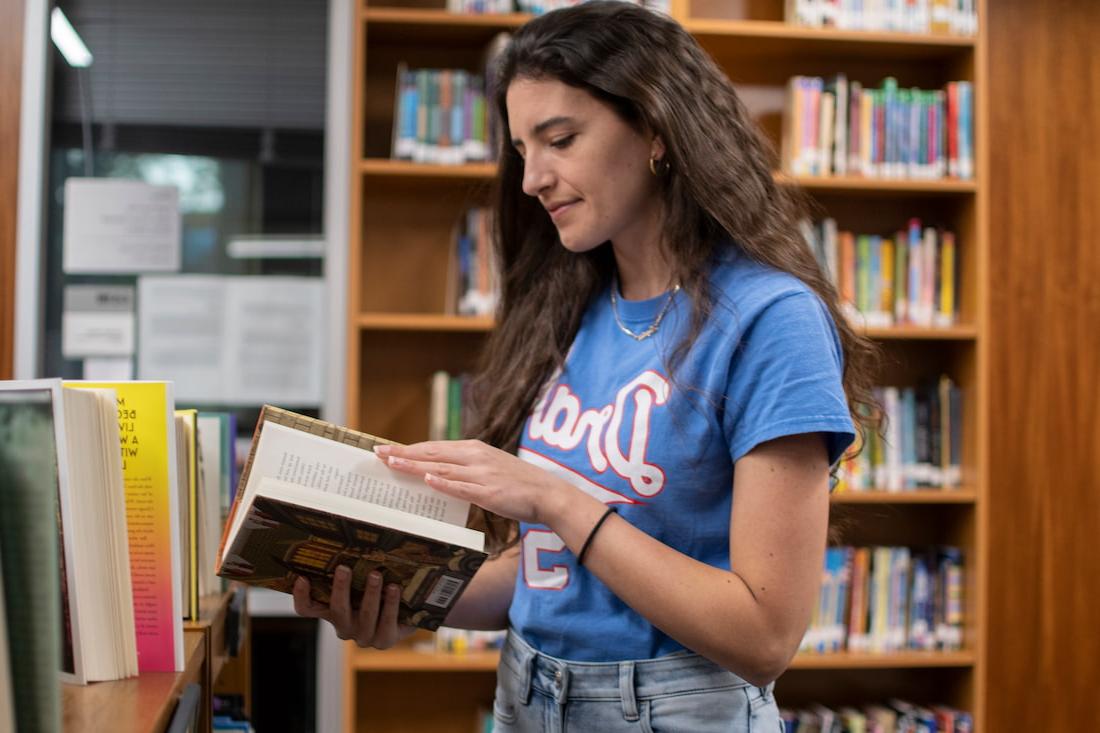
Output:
[939, 232, 956, 326]
[880, 236, 895, 320]
[67, 381, 183, 672]
[175, 409, 200, 622]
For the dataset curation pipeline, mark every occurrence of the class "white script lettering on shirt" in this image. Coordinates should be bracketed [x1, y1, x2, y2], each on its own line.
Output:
[527, 369, 670, 497]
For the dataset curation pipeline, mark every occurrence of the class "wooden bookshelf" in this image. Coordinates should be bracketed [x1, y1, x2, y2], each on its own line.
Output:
[346, 0, 988, 730]
[62, 628, 205, 733]
[63, 590, 249, 733]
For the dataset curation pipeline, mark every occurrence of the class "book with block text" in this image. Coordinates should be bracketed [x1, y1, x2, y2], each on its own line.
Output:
[216, 406, 487, 631]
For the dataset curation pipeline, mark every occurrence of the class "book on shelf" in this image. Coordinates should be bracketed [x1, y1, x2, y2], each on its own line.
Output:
[445, 207, 499, 317]
[216, 406, 489, 631]
[804, 217, 958, 330]
[391, 65, 490, 165]
[782, 75, 973, 181]
[836, 377, 962, 493]
[785, 0, 978, 36]
[801, 544, 964, 656]
[68, 380, 185, 673]
[780, 701, 972, 733]
[0, 382, 64, 729]
[0, 543, 12, 733]
[1, 380, 141, 685]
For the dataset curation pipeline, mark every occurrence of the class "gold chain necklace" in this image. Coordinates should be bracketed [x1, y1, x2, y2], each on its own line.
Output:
[609, 276, 681, 341]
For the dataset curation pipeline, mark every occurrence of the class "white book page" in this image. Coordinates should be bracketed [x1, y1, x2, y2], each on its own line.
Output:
[236, 422, 469, 537]
[249, 477, 484, 553]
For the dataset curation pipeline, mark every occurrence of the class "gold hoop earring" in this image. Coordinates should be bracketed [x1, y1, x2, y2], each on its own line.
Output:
[649, 157, 670, 176]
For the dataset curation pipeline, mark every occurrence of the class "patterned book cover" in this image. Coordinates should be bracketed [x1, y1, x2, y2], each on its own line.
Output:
[220, 493, 486, 631]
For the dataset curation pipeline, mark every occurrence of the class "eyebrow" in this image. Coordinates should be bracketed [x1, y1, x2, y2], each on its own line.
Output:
[511, 116, 577, 147]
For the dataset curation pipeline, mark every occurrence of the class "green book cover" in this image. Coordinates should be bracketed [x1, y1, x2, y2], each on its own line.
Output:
[0, 386, 62, 732]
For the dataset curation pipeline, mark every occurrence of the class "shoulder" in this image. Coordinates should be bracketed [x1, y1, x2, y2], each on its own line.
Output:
[707, 249, 835, 342]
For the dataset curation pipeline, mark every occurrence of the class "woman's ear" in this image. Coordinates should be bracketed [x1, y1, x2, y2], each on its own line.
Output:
[650, 134, 667, 162]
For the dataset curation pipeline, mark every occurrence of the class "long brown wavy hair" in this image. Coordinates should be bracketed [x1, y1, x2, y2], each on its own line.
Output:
[469, 1, 880, 550]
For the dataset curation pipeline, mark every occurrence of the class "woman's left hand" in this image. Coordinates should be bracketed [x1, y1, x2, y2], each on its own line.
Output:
[374, 440, 570, 525]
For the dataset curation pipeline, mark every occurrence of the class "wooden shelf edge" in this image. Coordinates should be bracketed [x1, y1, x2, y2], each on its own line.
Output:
[789, 650, 975, 669]
[351, 647, 501, 672]
[361, 160, 978, 196]
[358, 313, 494, 332]
[361, 9, 975, 50]
[685, 18, 976, 47]
[349, 646, 974, 672]
[363, 7, 531, 27]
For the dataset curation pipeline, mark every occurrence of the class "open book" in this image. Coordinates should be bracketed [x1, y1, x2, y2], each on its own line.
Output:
[216, 406, 487, 631]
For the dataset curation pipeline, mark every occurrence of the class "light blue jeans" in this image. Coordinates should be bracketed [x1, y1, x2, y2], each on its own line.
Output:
[493, 630, 783, 732]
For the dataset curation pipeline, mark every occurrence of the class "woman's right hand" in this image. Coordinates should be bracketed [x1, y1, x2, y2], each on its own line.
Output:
[291, 567, 415, 649]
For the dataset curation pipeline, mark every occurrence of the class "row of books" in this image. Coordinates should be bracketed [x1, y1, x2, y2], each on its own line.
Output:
[391, 66, 492, 166]
[837, 379, 963, 492]
[0, 380, 240, 691]
[446, 207, 499, 317]
[782, 76, 974, 180]
[804, 218, 958, 329]
[427, 627, 507, 654]
[786, 0, 978, 36]
[780, 700, 973, 733]
[801, 545, 964, 655]
[430, 371, 475, 442]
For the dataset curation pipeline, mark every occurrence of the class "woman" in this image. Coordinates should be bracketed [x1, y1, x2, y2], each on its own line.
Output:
[295, 2, 878, 729]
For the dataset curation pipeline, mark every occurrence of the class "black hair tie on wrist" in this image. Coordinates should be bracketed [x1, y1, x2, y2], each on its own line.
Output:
[577, 506, 617, 567]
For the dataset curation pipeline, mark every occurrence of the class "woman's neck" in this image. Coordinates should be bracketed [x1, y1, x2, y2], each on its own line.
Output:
[612, 243, 675, 301]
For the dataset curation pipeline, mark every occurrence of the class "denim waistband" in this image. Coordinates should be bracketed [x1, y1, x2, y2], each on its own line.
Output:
[500, 628, 766, 712]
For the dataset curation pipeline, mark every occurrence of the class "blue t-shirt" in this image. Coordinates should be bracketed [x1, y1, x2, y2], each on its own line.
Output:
[507, 250, 856, 662]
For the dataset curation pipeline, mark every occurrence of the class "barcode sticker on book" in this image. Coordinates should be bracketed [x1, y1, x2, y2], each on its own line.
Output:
[426, 575, 464, 608]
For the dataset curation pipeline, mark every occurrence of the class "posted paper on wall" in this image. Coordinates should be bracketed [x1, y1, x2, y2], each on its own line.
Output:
[63, 178, 181, 274]
[62, 285, 136, 358]
[138, 275, 324, 406]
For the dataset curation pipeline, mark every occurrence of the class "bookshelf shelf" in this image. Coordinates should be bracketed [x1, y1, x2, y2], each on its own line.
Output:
[863, 324, 978, 340]
[357, 313, 494, 332]
[62, 630, 205, 733]
[351, 646, 501, 672]
[363, 8, 530, 43]
[348, 646, 975, 673]
[356, 313, 975, 341]
[830, 489, 978, 504]
[360, 159, 496, 180]
[361, 159, 976, 197]
[788, 650, 976, 670]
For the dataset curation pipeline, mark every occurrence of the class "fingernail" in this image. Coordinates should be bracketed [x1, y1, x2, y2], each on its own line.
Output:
[368, 572, 381, 587]
[337, 566, 350, 580]
[387, 456, 405, 467]
[375, 445, 390, 456]
[424, 473, 436, 483]
[387, 584, 400, 595]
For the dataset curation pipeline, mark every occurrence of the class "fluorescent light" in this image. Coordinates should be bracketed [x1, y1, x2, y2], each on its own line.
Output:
[50, 8, 93, 68]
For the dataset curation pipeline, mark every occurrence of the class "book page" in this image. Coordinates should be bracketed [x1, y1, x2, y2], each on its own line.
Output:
[249, 422, 469, 526]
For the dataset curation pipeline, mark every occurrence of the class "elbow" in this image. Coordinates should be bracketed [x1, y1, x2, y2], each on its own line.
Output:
[734, 634, 801, 688]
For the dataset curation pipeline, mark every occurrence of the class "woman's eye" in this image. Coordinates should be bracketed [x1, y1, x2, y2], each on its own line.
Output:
[550, 134, 576, 150]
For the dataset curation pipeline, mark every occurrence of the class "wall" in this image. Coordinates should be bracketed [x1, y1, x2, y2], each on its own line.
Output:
[987, 0, 1100, 727]
[0, 0, 24, 381]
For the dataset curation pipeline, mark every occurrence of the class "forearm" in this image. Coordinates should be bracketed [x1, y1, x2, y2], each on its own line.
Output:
[442, 545, 518, 631]
[542, 491, 801, 685]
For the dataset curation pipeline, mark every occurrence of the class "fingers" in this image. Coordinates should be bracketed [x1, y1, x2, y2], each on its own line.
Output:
[376, 439, 486, 465]
[329, 566, 354, 639]
[371, 584, 403, 649]
[383, 454, 479, 485]
[354, 572, 383, 647]
[292, 576, 329, 620]
[423, 473, 481, 501]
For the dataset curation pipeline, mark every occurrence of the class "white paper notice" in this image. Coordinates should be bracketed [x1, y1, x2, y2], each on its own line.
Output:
[62, 285, 136, 357]
[83, 357, 135, 381]
[138, 275, 324, 406]
[63, 179, 181, 274]
[248, 423, 469, 526]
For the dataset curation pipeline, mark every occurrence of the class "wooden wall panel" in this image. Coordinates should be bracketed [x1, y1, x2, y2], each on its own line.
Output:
[987, 0, 1100, 728]
[0, 0, 24, 381]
